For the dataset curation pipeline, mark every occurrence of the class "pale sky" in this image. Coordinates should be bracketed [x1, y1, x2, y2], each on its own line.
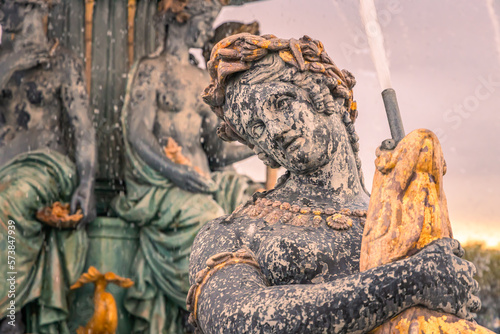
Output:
[215, 0, 500, 247]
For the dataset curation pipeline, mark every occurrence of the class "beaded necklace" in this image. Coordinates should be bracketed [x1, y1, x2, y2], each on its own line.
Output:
[230, 197, 367, 230]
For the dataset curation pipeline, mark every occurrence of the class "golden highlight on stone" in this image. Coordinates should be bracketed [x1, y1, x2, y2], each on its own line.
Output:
[361, 129, 452, 270]
[361, 129, 494, 334]
[163, 137, 209, 178]
[187, 249, 261, 328]
[127, 0, 137, 68]
[84, 0, 95, 93]
[36, 201, 83, 228]
[70, 266, 134, 334]
[373, 307, 494, 334]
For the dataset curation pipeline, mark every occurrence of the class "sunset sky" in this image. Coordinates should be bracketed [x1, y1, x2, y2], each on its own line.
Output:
[214, 0, 500, 247]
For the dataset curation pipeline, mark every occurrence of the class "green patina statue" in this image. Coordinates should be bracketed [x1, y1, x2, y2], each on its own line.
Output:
[111, 0, 259, 332]
[0, 0, 96, 333]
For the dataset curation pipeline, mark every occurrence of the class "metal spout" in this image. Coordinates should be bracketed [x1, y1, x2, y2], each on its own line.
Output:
[381, 88, 405, 143]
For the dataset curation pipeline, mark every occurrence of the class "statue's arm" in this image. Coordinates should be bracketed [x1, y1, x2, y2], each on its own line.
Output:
[0, 46, 49, 90]
[0, 52, 17, 90]
[61, 54, 96, 224]
[127, 61, 215, 193]
[189, 221, 480, 334]
[201, 110, 254, 168]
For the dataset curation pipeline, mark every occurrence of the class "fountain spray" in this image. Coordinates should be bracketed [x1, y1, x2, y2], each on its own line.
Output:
[486, 0, 500, 67]
[359, 0, 405, 144]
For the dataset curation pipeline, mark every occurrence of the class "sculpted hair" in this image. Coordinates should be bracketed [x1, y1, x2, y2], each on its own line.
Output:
[157, 0, 228, 23]
[203, 33, 368, 193]
[203, 33, 358, 142]
[157, 0, 191, 23]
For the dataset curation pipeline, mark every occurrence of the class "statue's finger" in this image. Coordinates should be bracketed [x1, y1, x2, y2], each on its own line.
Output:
[437, 238, 462, 256]
[187, 179, 206, 193]
[467, 294, 481, 313]
[453, 240, 465, 258]
[469, 261, 478, 277]
[70, 195, 80, 214]
[471, 278, 480, 295]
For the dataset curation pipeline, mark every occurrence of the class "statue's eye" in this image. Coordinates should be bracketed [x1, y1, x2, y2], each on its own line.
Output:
[250, 121, 265, 138]
[274, 92, 296, 111]
[275, 95, 290, 110]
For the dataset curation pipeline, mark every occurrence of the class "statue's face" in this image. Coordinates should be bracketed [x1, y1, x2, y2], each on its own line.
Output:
[225, 81, 342, 174]
[186, 4, 221, 48]
[0, 2, 26, 34]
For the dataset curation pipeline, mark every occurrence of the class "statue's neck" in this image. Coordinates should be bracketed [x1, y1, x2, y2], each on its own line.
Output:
[271, 134, 369, 209]
[165, 23, 191, 65]
[14, 8, 49, 52]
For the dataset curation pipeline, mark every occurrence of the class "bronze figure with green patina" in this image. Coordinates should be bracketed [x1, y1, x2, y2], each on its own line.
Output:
[112, 0, 259, 332]
[0, 0, 96, 333]
[187, 34, 481, 333]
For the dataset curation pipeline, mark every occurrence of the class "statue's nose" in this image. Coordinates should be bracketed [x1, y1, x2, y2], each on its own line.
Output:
[268, 125, 295, 150]
[266, 113, 294, 144]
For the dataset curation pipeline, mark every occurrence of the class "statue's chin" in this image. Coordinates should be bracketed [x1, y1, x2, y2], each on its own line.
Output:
[283, 150, 331, 175]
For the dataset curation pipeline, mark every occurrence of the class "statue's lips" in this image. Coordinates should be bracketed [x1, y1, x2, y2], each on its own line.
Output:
[284, 136, 306, 152]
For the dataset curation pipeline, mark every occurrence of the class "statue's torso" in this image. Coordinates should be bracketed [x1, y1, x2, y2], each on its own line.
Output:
[0, 59, 66, 166]
[203, 214, 364, 286]
[149, 57, 214, 174]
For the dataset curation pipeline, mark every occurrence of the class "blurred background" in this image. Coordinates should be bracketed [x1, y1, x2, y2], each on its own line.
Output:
[210, 0, 500, 248]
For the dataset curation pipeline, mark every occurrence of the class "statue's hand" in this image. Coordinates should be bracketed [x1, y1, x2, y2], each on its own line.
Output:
[170, 165, 217, 194]
[71, 182, 96, 226]
[412, 238, 480, 321]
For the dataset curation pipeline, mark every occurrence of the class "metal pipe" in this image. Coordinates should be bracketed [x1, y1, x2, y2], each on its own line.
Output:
[84, 0, 95, 94]
[266, 167, 278, 190]
[127, 0, 137, 68]
[381, 88, 405, 143]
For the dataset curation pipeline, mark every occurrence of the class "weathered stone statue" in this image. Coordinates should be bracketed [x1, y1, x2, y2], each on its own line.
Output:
[202, 20, 260, 66]
[187, 34, 481, 333]
[0, 0, 96, 333]
[112, 0, 258, 332]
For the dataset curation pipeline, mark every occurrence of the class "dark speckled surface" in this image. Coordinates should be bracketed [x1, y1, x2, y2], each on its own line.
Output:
[190, 213, 478, 333]
[189, 35, 479, 333]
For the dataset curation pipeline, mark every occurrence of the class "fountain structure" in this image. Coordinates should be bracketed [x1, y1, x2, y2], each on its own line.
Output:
[0, 0, 260, 333]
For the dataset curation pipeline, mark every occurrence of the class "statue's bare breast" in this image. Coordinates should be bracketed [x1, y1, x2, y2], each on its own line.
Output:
[193, 213, 364, 287]
[253, 220, 363, 285]
[0, 63, 65, 165]
[150, 58, 214, 173]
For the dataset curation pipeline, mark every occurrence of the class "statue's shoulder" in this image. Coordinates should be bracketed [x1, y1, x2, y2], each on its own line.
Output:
[50, 44, 85, 76]
[136, 54, 165, 71]
[128, 56, 164, 85]
[195, 215, 236, 247]
[190, 215, 244, 279]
